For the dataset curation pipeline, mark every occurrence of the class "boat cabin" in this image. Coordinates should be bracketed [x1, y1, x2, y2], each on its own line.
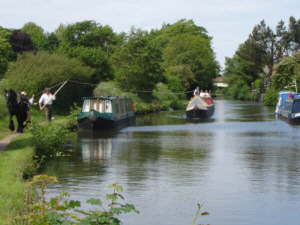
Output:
[275, 91, 300, 114]
[81, 96, 134, 115]
[78, 96, 135, 130]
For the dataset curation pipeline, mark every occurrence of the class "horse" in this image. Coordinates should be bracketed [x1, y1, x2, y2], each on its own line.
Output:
[4, 89, 29, 133]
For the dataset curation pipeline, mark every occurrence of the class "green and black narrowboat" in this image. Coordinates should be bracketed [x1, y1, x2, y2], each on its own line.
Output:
[77, 96, 135, 130]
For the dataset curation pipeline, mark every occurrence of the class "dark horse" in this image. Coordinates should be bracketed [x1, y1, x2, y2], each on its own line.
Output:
[4, 89, 28, 133]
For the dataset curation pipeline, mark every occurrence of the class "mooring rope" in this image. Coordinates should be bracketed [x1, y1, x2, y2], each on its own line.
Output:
[32, 79, 194, 97]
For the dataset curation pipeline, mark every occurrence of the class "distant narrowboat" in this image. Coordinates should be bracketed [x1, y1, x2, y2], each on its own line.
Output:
[186, 96, 214, 119]
[77, 96, 135, 130]
[275, 91, 300, 123]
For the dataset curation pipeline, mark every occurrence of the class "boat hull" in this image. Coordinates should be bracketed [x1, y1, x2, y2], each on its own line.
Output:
[277, 98, 300, 124]
[78, 111, 135, 130]
[186, 105, 214, 119]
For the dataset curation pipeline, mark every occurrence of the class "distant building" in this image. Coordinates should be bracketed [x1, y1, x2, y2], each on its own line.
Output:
[212, 77, 228, 88]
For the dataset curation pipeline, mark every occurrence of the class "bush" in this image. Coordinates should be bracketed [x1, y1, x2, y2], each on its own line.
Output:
[14, 175, 139, 225]
[5, 51, 95, 110]
[263, 88, 278, 106]
[0, 94, 8, 118]
[29, 123, 69, 159]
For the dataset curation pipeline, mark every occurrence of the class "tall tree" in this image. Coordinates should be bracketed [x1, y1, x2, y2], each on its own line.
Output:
[21, 22, 49, 51]
[249, 20, 277, 78]
[112, 28, 163, 92]
[0, 27, 13, 77]
[272, 51, 300, 90]
[156, 19, 219, 91]
[9, 30, 35, 59]
[58, 20, 118, 81]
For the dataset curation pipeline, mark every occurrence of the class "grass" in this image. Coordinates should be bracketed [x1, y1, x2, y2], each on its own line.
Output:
[0, 133, 36, 224]
[0, 103, 72, 223]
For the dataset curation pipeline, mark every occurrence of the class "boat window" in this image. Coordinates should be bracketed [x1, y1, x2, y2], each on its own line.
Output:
[122, 100, 126, 112]
[99, 101, 103, 113]
[114, 102, 119, 115]
[82, 100, 90, 112]
[93, 101, 97, 111]
[293, 101, 300, 113]
[284, 101, 293, 111]
[105, 100, 112, 113]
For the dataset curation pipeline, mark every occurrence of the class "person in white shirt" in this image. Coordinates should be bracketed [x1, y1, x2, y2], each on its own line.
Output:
[200, 90, 205, 98]
[193, 86, 200, 96]
[38, 87, 56, 122]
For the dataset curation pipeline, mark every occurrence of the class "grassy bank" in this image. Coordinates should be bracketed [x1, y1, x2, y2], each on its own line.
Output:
[0, 133, 36, 224]
[0, 107, 72, 223]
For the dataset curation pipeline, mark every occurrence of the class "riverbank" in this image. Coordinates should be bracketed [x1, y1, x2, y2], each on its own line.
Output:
[0, 113, 71, 223]
[0, 133, 36, 224]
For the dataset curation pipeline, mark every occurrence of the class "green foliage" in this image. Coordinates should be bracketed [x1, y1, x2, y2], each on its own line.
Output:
[159, 20, 219, 90]
[63, 103, 81, 131]
[263, 88, 278, 106]
[0, 94, 8, 118]
[66, 46, 113, 81]
[29, 123, 69, 159]
[272, 51, 300, 90]
[58, 20, 120, 81]
[165, 65, 195, 92]
[5, 51, 94, 109]
[0, 26, 13, 77]
[0, 134, 37, 223]
[21, 22, 50, 51]
[112, 28, 163, 92]
[14, 175, 138, 225]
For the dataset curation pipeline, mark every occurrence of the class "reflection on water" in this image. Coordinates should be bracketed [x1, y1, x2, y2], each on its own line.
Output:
[42, 98, 300, 225]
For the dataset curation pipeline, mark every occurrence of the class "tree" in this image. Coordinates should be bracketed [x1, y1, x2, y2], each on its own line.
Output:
[162, 31, 218, 91]
[5, 51, 95, 109]
[272, 51, 300, 90]
[58, 20, 118, 81]
[249, 20, 277, 78]
[287, 16, 300, 53]
[9, 30, 35, 59]
[112, 28, 163, 92]
[21, 22, 49, 51]
[0, 27, 13, 77]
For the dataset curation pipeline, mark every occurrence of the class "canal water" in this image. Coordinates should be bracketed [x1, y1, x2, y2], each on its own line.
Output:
[43, 98, 300, 225]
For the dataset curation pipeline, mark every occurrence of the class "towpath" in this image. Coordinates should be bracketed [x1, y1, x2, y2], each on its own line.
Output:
[0, 133, 21, 152]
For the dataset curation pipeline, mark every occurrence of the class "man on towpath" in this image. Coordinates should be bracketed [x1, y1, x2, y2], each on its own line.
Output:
[38, 87, 56, 122]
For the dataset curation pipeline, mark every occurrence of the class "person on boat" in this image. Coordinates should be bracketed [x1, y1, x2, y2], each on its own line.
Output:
[193, 86, 200, 96]
[200, 90, 205, 98]
[204, 90, 209, 98]
[20, 91, 34, 123]
[38, 87, 56, 122]
[289, 91, 294, 99]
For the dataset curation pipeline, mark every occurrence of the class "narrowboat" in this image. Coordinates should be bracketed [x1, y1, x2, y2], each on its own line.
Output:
[186, 96, 214, 119]
[275, 91, 300, 123]
[77, 96, 135, 130]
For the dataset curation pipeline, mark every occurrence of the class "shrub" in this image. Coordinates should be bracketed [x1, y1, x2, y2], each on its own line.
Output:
[14, 175, 139, 225]
[0, 94, 8, 118]
[263, 88, 278, 106]
[29, 123, 69, 159]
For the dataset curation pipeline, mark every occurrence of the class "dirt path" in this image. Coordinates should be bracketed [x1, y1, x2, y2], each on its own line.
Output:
[0, 133, 21, 152]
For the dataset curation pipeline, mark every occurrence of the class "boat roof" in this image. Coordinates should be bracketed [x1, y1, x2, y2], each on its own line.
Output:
[82, 96, 131, 100]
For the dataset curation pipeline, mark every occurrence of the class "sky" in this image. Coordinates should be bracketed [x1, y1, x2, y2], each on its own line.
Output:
[0, 0, 299, 71]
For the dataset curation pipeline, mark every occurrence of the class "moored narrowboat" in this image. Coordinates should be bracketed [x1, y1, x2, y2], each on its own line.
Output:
[77, 96, 135, 130]
[186, 96, 214, 119]
[278, 97, 300, 123]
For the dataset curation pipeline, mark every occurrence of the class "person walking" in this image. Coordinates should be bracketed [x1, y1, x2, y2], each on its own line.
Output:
[20, 91, 34, 122]
[38, 88, 56, 122]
